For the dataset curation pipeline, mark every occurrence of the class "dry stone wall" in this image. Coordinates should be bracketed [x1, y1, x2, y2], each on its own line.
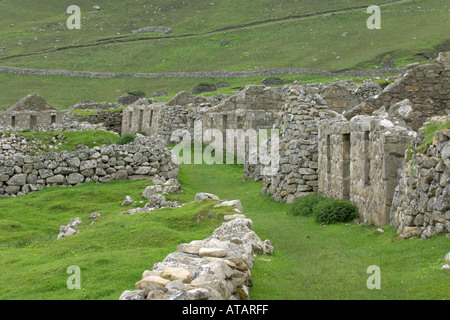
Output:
[0, 136, 179, 198]
[345, 54, 450, 131]
[120, 196, 274, 301]
[254, 85, 339, 203]
[67, 110, 123, 134]
[391, 116, 450, 239]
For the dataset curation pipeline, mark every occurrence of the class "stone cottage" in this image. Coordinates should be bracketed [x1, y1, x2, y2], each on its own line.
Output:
[318, 115, 416, 226]
[0, 93, 64, 130]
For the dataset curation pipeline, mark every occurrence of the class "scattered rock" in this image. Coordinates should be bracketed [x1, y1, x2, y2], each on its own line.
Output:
[57, 218, 81, 239]
[87, 212, 102, 219]
[121, 195, 133, 206]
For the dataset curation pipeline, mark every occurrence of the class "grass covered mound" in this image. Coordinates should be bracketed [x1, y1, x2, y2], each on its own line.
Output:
[16, 130, 121, 153]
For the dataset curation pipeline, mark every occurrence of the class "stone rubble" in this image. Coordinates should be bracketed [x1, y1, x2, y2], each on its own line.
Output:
[120, 177, 182, 215]
[119, 193, 274, 300]
[57, 217, 81, 239]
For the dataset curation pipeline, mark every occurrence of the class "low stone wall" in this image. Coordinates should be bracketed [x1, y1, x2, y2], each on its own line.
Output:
[0, 136, 179, 198]
[0, 133, 38, 160]
[120, 203, 274, 300]
[0, 65, 405, 79]
[391, 117, 450, 239]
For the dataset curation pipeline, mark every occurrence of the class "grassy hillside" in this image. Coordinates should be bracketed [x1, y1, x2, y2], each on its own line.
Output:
[0, 0, 448, 111]
[0, 0, 448, 73]
[0, 71, 391, 111]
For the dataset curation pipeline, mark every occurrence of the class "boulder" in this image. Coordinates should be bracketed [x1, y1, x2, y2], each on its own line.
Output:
[7, 174, 27, 186]
[67, 173, 84, 185]
[195, 193, 220, 201]
[121, 195, 133, 206]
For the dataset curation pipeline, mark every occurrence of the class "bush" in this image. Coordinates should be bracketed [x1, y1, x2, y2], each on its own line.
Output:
[287, 191, 326, 217]
[313, 198, 358, 224]
[117, 134, 136, 145]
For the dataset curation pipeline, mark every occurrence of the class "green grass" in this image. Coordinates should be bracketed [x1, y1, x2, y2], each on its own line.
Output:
[13, 130, 121, 152]
[0, 0, 448, 74]
[0, 179, 232, 299]
[415, 120, 450, 154]
[168, 149, 450, 300]
[0, 71, 400, 111]
[0, 145, 449, 300]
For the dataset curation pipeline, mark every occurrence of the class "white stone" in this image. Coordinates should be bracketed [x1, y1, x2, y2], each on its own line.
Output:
[214, 200, 243, 213]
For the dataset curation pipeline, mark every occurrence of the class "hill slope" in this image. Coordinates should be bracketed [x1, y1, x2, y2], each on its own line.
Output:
[0, 0, 448, 73]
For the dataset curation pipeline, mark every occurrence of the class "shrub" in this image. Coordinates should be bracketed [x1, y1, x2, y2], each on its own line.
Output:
[313, 198, 358, 224]
[287, 191, 326, 217]
[117, 134, 136, 145]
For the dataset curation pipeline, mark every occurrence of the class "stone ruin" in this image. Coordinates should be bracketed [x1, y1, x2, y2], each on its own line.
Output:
[0, 94, 113, 133]
[117, 52, 449, 237]
[1, 52, 449, 239]
[0, 93, 64, 131]
[318, 114, 416, 227]
[390, 115, 450, 239]
[243, 52, 449, 237]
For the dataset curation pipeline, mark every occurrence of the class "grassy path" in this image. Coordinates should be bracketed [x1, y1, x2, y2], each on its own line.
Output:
[172, 159, 450, 300]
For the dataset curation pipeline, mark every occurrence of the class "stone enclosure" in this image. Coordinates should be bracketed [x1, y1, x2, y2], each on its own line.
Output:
[0, 135, 179, 197]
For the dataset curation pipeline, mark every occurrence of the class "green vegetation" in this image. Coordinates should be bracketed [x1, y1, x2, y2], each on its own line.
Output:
[1, 0, 448, 74]
[406, 120, 450, 161]
[287, 191, 326, 217]
[0, 0, 448, 110]
[116, 134, 136, 145]
[287, 192, 358, 224]
[313, 198, 359, 224]
[415, 120, 450, 154]
[17, 130, 120, 152]
[0, 179, 230, 299]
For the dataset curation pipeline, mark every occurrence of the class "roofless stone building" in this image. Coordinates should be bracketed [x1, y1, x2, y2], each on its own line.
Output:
[0, 93, 64, 130]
